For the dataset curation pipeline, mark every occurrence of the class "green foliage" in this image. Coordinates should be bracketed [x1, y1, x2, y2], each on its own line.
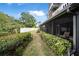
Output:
[0, 32, 32, 55]
[0, 12, 25, 33]
[0, 12, 37, 34]
[14, 19, 25, 28]
[0, 32, 11, 37]
[20, 12, 36, 27]
[41, 32, 71, 55]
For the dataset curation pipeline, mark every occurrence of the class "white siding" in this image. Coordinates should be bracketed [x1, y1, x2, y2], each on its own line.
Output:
[20, 28, 39, 33]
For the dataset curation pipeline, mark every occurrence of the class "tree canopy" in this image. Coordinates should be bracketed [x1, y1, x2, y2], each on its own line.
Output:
[0, 12, 37, 33]
[20, 12, 36, 27]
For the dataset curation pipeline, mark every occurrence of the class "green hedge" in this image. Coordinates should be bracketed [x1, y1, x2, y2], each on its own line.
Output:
[41, 32, 71, 56]
[0, 32, 11, 37]
[0, 32, 32, 55]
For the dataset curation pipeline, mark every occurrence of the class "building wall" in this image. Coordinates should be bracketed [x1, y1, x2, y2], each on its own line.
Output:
[40, 3, 79, 55]
[48, 3, 62, 19]
[44, 13, 73, 35]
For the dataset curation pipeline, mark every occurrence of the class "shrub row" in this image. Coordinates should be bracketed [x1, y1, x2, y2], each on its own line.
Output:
[41, 31, 71, 56]
[0, 32, 32, 55]
[0, 32, 11, 37]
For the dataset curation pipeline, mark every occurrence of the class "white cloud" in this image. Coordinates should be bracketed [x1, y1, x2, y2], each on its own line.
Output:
[28, 10, 47, 24]
[28, 10, 45, 17]
[7, 3, 13, 5]
[17, 3, 24, 6]
[7, 3, 24, 6]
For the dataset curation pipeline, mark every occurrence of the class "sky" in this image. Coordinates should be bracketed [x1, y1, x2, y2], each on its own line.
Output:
[0, 3, 48, 24]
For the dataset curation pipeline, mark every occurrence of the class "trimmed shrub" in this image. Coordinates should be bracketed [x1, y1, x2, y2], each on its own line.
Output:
[0, 32, 32, 55]
[0, 32, 10, 36]
[41, 31, 71, 56]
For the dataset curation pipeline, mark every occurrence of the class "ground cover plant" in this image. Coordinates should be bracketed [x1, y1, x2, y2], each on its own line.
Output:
[41, 31, 71, 56]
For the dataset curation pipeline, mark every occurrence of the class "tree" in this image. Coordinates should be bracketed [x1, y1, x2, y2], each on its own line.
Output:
[20, 12, 36, 27]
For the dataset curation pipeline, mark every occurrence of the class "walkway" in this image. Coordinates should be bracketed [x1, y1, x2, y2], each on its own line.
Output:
[22, 31, 54, 56]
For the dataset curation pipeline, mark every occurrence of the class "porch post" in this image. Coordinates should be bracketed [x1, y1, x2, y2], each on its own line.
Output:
[51, 21, 54, 34]
[76, 12, 79, 55]
[73, 15, 77, 51]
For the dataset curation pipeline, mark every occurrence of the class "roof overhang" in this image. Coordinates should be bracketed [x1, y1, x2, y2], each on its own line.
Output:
[40, 3, 79, 26]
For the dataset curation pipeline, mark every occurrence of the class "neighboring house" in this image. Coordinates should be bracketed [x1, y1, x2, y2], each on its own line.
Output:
[40, 3, 79, 55]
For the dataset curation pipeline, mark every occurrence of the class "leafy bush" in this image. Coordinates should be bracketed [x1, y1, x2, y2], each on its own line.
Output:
[0, 12, 25, 34]
[0, 32, 12, 37]
[0, 32, 32, 55]
[41, 32, 71, 56]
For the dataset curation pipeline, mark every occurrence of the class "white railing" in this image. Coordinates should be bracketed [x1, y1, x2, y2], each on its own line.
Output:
[51, 3, 72, 19]
[49, 3, 53, 11]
